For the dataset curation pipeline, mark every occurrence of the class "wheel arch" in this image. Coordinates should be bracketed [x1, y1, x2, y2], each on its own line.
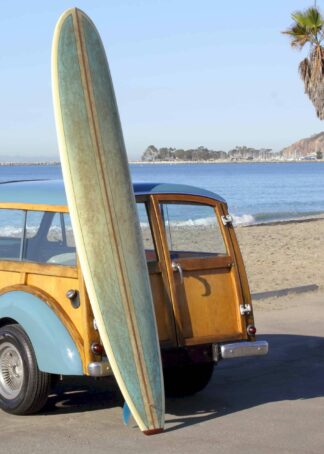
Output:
[0, 317, 16, 328]
[0, 289, 83, 375]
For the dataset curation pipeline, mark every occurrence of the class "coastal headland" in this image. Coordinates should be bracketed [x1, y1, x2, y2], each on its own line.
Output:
[141, 132, 324, 162]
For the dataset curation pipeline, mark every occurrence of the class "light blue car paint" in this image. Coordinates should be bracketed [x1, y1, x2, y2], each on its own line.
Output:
[0, 179, 225, 206]
[0, 290, 83, 375]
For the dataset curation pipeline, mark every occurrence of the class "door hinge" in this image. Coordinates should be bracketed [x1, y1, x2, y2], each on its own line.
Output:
[240, 304, 252, 315]
[221, 214, 233, 226]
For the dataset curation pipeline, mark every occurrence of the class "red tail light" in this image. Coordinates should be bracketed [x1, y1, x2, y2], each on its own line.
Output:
[91, 342, 104, 355]
[247, 325, 257, 336]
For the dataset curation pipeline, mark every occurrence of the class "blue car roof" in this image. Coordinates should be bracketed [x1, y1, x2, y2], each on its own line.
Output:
[0, 179, 225, 206]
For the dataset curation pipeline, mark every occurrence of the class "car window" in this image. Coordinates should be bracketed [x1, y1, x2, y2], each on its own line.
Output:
[46, 213, 63, 242]
[0, 209, 24, 260]
[136, 203, 157, 262]
[0, 208, 76, 266]
[160, 202, 227, 259]
[24, 211, 76, 266]
[25, 210, 43, 239]
[63, 214, 76, 248]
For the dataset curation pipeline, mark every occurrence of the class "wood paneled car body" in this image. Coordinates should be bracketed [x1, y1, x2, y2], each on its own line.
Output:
[0, 179, 267, 414]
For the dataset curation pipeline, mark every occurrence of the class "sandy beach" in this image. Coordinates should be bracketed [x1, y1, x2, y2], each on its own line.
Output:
[236, 215, 324, 304]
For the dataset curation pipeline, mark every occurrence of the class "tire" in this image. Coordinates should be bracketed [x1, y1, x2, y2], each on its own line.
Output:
[0, 324, 51, 415]
[164, 362, 214, 398]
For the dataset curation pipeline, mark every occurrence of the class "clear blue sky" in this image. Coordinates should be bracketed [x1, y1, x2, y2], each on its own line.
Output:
[0, 0, 323, 161]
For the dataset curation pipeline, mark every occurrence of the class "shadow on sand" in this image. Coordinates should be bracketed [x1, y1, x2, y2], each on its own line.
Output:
[42, 333, 324, 432]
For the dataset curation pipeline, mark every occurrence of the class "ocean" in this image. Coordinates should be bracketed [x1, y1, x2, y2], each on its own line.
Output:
[1, 162, 324, 226]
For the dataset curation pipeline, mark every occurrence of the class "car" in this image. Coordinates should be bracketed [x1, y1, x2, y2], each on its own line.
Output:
[0, 179, 267, 414]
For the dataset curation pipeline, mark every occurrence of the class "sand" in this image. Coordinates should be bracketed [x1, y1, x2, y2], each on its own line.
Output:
[235, 216, 324, 304]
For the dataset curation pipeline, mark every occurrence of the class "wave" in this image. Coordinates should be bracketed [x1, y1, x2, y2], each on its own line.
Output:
[0, 225, 75, 240]
[141, 217, 216, 228]
[2, 210, 324, 239]
[165, 217, 217, 228]
[233, 210, 324, 226]
[141, 210, 324, 229]
[232, 214, 256, 226]
[0, 226, 23, 237]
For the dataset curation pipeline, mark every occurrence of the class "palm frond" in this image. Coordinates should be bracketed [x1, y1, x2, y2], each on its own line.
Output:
[282, 23, 312, 48]
[283, 7, 324, 48]
[302, 7, 323, 29]
[292, 7, 323, 28]
[284, 6, 324, 119]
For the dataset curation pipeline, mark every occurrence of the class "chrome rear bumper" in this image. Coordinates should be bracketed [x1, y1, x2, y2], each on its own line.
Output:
[213, 340, 268, 361]
[88, 359, 111, 377]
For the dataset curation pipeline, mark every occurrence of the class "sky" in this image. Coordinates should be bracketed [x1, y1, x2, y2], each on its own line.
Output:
[0, 0, 323, 161]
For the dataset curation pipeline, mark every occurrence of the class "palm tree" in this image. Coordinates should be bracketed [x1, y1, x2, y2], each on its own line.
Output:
[282, 6, 324, 119]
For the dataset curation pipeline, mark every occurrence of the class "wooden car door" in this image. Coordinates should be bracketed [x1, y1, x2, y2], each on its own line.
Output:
[151, 195, 245, 346]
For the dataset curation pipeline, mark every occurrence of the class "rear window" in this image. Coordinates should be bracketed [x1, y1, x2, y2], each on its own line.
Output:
[160, 202, 227, 259]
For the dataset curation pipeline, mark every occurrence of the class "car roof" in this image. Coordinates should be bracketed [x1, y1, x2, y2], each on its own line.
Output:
[0, 179, 225, 206]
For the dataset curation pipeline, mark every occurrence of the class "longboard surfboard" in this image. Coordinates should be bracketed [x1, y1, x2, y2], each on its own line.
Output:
[51, 8, 164, 434]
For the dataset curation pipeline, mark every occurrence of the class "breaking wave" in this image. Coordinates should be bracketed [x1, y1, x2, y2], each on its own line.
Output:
[231, 214, 256, 226]
[232, 210, 324, 226]
[140, 217, 216, 228]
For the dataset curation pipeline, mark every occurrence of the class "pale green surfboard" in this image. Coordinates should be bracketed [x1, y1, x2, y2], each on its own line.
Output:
[52, 8, 164, 434]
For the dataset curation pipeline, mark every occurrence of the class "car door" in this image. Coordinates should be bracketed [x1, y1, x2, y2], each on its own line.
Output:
[149, 194, 246, 347]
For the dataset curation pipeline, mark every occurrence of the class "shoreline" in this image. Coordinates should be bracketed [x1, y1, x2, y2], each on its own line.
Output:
[240, 212, 324, 228]
[0, 160, 323, 166]
[0, 161, 60, 166]
[130, 159, 324, 164]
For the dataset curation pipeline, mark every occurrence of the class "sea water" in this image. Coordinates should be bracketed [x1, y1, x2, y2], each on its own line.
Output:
[1, 162, 324, 226]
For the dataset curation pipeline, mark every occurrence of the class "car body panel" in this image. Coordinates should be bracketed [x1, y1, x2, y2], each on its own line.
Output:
[0, 290, 83, 375]
[0, 179, 225, 207]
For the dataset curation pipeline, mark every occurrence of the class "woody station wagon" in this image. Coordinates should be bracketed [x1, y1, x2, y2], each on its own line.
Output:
[0, 179, 267, 415]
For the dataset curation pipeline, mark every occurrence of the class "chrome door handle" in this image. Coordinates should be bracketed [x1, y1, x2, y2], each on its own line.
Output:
[172, 261, 184, 284]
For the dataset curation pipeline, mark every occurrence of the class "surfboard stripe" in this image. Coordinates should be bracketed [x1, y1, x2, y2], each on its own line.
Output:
[52, 8, 164, 432]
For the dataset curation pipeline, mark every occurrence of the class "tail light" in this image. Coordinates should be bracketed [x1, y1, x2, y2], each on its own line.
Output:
[91, 342, 104, 355]
[247, 325, 257, 336]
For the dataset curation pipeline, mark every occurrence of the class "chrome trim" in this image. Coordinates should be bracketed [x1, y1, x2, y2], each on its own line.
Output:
[240, 303, 252, 315]
[212, 344, 220, 362]
[219, 341, 268, 359]
[88, 359, 111, 377]
[172, 261, 184, 284]
[221, 214, 233, 226]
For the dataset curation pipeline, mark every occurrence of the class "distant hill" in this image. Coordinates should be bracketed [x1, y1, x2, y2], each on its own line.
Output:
[141, 133, 324, 162]
[280, 132, 324, 159]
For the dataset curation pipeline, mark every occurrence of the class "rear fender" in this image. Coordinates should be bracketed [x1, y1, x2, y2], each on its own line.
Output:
[0, 290, 83, 375]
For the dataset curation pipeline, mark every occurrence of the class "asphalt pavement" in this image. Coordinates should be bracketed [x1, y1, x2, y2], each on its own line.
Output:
[1, 293, 324, 454]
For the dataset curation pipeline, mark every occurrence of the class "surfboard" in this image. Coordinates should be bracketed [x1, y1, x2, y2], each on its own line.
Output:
[51, 8, 164, 434]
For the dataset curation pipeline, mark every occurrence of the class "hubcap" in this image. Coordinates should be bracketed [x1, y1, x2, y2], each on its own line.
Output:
[0, 342, 24, 400]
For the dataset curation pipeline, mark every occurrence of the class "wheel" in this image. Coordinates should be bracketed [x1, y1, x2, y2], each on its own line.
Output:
[164, 362, 214, 398]
[0, 324, 51, 415]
